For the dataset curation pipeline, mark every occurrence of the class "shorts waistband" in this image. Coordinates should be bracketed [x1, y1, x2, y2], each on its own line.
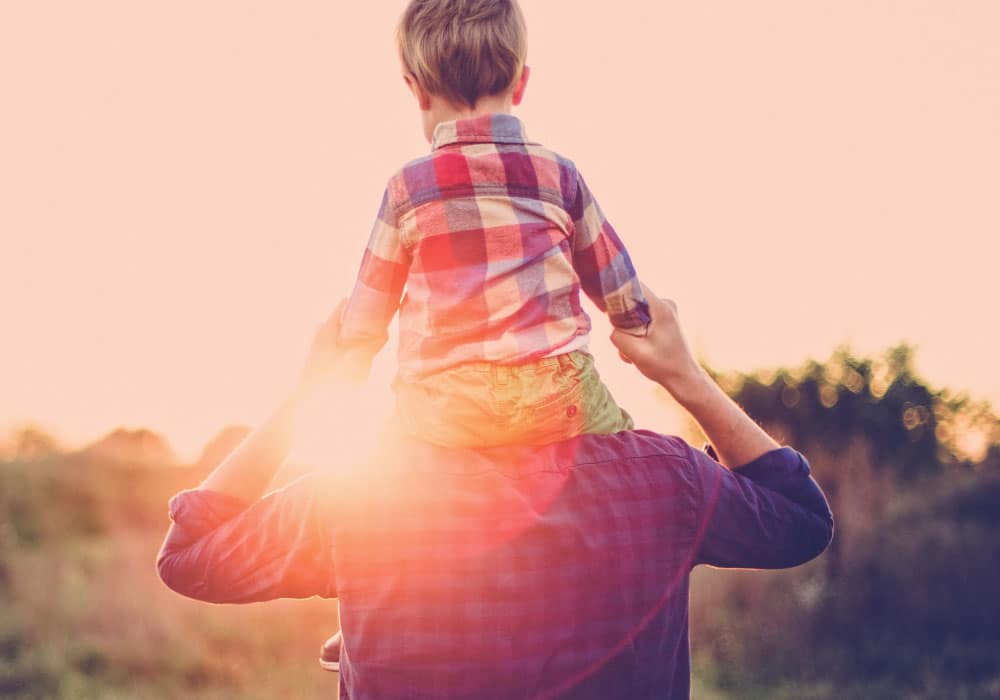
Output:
[436, 351, 589, 379]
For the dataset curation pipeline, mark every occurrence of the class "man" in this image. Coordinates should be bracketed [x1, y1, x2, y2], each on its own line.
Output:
[157, 286, 833, 699]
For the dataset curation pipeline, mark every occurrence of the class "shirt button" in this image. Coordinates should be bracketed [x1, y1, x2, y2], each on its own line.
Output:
[566, 405, 578, 417]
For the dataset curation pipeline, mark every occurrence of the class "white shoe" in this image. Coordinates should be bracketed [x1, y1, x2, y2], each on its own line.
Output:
[318, 631, 341, 672]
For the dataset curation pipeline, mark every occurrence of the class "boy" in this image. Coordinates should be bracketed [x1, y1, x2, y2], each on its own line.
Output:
[320, 0, 650, 670]
[338, 0, 649, 448]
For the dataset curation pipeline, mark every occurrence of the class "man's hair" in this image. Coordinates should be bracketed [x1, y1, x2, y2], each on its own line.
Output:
[398, 0, 527, 108]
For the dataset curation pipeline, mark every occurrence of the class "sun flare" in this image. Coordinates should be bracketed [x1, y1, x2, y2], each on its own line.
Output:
[290, 380, 396, 474]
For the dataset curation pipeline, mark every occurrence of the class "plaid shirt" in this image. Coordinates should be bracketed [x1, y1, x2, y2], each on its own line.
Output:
[158, 434, 833, 700]
[339, 114, 650, 381]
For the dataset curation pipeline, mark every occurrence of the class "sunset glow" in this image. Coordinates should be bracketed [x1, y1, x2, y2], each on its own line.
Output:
[2, 1, 998, 459]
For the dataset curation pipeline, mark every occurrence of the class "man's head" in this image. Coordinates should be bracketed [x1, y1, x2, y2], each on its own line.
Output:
[398, 0, 529, 137]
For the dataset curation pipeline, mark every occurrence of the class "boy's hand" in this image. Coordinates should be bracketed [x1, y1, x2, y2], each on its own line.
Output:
[610, 284, 705, 402]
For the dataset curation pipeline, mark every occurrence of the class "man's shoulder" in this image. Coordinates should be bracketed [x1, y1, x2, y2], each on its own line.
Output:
[556, 429, 692, 465]
[377, 430, 698, 477]
[556, 430, 705, 487]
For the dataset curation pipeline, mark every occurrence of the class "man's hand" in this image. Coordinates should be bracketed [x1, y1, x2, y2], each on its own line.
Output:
[200, 301, 350, 501]
[611, 283, 780, 468]
[610, 284, 706, 404]
[296, 301, 349, 393]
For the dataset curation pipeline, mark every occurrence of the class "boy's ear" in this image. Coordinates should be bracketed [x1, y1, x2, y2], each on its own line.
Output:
[403, 74, 432, 111]
[512, 65, 530, 106]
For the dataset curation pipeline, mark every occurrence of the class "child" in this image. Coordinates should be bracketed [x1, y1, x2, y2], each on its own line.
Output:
[321, 1, 652, 669]
[335, 0, 650, 451]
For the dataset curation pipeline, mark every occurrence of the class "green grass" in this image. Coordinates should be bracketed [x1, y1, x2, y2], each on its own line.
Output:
[3, 454, 998, 699]
[0, 458, 340, 699]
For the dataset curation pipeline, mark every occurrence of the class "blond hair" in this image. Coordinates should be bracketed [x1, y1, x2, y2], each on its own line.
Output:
[398, 0, 527, 108]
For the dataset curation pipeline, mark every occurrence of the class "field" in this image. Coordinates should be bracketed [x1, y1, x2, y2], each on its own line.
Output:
[3, 350, 999, 698]
[0, 454, 340, 699]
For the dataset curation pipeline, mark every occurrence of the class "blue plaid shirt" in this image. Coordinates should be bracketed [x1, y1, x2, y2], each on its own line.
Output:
[158, 432, 832, 699]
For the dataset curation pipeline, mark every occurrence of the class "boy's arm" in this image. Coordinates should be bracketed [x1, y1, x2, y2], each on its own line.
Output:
[568, 171, 651, 335]
[338, 186, 412, 376]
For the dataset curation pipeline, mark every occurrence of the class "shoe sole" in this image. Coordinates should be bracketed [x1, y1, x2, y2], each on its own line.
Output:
[318, 657, 340, 673]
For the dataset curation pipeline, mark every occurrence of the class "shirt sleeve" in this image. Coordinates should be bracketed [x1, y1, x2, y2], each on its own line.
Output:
[567, 170, 651, 333]
[156, 473, 337, 604]
[338, 185, 412, 358]
[690, 445, 834, 569]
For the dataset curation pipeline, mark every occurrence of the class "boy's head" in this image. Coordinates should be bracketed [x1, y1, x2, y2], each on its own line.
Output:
[397, 0, 527, 110]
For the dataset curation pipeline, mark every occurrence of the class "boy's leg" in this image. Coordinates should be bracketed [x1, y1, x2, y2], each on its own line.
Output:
[394, 352, 632, 449]
[508, 351, 632, 445]
[393, 364, 509, 448]
[565, 351, 634, 434]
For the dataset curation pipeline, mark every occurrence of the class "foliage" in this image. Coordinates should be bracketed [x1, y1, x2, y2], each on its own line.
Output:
[716, 344, 998, 477]
[0, 456, 337, 700]
[689, 346, 1000, 699]
[692, 466, 1000, 698]
[4, 426, 60, 463]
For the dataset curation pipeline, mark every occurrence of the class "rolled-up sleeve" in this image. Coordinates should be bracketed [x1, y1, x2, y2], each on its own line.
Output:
[156, 474, 337, 604]
[691, 446, 834, 569]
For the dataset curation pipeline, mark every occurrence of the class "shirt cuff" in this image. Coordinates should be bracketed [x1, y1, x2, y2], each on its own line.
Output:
[733, 446, 807, 477]
[615, 322, 650, 338]
[609, 308, 652, 338]
[168, 489, 250, 538]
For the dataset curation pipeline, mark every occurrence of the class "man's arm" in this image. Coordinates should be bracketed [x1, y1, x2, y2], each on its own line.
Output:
[610, 285, 778, 468]
[156, 308, 347, 602]
[157, 475, 337, 603]
[686, 444, 833, 568]
[612, 286, 833, 567]
[198, 303, 344, 501]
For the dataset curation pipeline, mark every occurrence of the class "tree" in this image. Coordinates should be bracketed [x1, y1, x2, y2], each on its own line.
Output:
[716, 344, 995, 477]
[9, 426, 60, 462]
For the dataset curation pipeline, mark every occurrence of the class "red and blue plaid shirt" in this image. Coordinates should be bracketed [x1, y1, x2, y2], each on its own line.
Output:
[339, 114, 650, 381]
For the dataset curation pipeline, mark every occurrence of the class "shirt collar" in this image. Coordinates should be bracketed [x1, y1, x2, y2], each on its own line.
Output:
[431, 113, 530, 150]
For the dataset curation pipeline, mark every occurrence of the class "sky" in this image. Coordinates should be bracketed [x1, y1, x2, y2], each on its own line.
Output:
[2, 1, 998, 460]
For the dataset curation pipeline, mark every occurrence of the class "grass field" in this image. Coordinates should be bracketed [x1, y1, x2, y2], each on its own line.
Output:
[3, 439, 999, 699]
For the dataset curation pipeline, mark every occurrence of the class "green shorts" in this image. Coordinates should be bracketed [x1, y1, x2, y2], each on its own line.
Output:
[393, 351, 633, 448]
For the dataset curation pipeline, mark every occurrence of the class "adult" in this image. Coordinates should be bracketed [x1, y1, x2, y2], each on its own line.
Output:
[158, 287, 833, 699]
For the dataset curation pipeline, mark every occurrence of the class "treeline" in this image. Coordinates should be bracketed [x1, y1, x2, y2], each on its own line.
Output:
[689, 345, 1000, 699]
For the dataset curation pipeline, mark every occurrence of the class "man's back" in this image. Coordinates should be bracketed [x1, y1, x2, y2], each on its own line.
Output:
[159, 429, 831, 700]
[335, 431, 699, 699]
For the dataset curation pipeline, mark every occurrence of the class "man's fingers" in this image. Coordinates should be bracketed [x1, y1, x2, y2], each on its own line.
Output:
[638, 282, 665, 315]
[331, 299, 348, 330]
[638, 284, 677, 322]
[317, 299, 348, 340]
[610, 328, 645, 362]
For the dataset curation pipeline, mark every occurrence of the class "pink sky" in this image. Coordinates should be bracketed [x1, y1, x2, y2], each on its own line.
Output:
[2, 1, 998, 459]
